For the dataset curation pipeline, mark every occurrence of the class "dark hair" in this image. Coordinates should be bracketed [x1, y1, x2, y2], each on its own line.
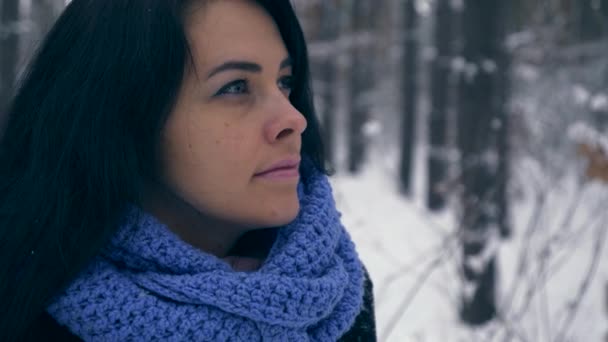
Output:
[0, 0, 325, 339]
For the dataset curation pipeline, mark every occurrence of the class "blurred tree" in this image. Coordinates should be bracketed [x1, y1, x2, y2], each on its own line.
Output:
[427, 0, 453, 210]
[318, 0, 340, 170]
[398, 0, 418, 193]
[457, 0, 510, 326]
[347, 0, 377, 173]
[28, 0, 64, 42]
[533, 0, 608, 44]
[0, 0, 20, 129]
[1, 0, 64, 132]
[575, 0, 608, 41]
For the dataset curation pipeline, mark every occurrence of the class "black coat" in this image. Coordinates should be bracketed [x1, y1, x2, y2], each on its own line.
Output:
[22, 270, 376, 342]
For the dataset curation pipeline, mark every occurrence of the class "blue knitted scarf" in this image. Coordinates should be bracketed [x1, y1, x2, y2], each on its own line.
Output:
[47, 162, 364, 341]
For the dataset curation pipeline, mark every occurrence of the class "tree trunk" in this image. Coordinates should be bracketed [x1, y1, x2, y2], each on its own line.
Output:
[33, 0, 62, 33]
[427, 0, 453, 210]
[577, 0, 608, 41]
[0, 0, 20, 130]
[347, 0, 376, 173]
[457, 0, 510, 326]
[399, 0, 418, 193]
[496, 30, 511, 240]
[319, 0, 339, 170]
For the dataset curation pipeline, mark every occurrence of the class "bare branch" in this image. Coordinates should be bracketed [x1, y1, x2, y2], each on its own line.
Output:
[553, 211, 607, 342]
[379, 252, 447, 342]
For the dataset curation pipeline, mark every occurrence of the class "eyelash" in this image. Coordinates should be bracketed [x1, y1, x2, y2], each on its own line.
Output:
[214, 76, 294, 97]
[278, 75, 293, 91]
[215, 79, 248, 96]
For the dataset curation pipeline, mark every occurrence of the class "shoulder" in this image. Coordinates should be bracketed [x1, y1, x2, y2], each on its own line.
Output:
[338, 266, 377, 342]
[44, 258, 142, 340]
[22, 312, 81, 342]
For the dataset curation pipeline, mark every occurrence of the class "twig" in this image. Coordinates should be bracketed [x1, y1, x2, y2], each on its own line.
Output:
[503, 183, 585, 312]
[375, 231, 459, 308]
[502, 197, 607, 342]
[379, 252, 446, 342]
[501, 190, 548, 312]
[540, 266, 552, 342]
[495, 184, 586, 342]
[553, 211, 607, 342]
[544, 196, 607, 281]
[488, 313, 531, 342]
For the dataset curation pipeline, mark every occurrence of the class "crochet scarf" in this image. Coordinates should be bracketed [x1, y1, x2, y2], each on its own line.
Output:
[47, 161, 364, 341]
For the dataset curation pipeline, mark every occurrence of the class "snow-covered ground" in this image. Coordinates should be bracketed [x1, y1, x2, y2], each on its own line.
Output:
[331, 160, 608, 342]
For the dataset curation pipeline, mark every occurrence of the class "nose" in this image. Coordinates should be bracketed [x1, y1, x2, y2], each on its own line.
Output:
[263, 95, 307, 143]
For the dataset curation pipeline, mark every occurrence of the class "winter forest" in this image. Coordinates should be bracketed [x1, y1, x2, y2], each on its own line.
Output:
[1, 0, 608, 341]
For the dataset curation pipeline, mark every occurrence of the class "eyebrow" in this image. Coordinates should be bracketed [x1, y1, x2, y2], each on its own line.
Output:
[206, 57, 292, 80]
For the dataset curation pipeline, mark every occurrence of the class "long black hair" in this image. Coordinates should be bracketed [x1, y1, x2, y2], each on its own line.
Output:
[0, 0, 325, 339]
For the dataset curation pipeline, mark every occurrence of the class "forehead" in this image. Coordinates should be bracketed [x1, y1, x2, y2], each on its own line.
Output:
[185, 0, 288, 68]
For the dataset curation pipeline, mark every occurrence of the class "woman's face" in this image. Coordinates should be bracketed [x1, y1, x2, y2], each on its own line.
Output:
[159, 0, 307, 233]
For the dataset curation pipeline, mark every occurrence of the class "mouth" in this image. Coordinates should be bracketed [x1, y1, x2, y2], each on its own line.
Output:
[254, 158, 301, 180]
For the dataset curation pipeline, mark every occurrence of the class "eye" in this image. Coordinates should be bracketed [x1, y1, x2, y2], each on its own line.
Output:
[278, 75, 294, 93]
[214, 79, 249, 97]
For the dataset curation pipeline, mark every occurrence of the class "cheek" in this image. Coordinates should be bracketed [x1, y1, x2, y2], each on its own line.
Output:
[167, 123, 254, 187]
[210, 129, 254, 170]
[180, 120, 242, 162]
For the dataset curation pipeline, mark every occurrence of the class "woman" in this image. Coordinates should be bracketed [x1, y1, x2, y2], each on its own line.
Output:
[0, 0, 376, 340]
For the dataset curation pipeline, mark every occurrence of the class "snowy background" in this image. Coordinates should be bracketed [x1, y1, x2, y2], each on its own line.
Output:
[332, 155, 608, 341]
[1, 1, 607, 341]
[325, 35, 608, 342]
[290, 1, 608, 340]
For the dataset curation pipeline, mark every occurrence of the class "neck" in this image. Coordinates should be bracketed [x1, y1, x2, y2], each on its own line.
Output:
[142, 187, 244, 258]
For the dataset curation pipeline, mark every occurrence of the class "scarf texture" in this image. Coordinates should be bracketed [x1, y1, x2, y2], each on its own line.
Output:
[47, 161, 364, 341]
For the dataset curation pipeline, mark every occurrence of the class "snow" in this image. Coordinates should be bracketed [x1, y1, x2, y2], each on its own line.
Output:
[573, 84, 592, 106]
[591, 94, 608, 113]
[331, 161, 608, 342]
[568, 121, 608, 153]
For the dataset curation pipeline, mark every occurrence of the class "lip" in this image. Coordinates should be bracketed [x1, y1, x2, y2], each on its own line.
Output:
[254, 157, 301, 179]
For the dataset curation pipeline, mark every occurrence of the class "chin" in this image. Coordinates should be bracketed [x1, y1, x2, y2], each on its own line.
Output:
[260, 200, 300, 228]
